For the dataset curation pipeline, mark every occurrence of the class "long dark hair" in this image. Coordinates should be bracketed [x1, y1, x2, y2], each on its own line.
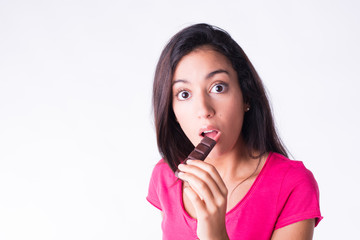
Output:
[153, 23, 288, 172]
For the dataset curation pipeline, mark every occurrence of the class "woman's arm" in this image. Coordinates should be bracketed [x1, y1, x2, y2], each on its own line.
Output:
[271, 218, 315, 240]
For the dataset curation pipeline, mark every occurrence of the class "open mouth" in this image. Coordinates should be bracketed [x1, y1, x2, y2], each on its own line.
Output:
[201, 130, 221, 142]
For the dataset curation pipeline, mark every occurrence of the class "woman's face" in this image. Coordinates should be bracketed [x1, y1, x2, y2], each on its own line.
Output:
[172, 46, 248, 159]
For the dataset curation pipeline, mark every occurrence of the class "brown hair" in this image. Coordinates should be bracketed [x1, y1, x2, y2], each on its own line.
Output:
[153, 23, 288, 172]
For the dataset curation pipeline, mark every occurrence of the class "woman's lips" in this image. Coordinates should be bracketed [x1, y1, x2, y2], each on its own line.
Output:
[199, 127, 221, 142]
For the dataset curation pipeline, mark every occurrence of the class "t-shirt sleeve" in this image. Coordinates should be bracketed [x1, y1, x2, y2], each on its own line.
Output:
[146, 161, 163, 211]
[275, 163, 323, 229]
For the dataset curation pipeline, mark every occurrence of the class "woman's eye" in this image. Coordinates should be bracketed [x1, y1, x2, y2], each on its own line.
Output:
[211, 83, 227, 93]
[177, 90, 191, 100]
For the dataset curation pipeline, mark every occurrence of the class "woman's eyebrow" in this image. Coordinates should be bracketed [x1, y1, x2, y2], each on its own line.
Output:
[172, 69, 229, 86]
[206, 69, 229, 79]
[172, 79, 188, 86]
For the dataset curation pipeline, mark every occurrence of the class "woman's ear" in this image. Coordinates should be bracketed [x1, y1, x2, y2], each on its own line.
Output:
[245, 103, 250, 112]
[243, 96, 250, 112]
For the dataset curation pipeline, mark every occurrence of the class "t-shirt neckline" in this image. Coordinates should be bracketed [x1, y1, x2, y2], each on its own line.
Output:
[178, 152, 273, 222]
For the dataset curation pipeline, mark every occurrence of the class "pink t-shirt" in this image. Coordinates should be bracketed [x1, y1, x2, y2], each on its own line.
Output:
[147, 152, 322, 239]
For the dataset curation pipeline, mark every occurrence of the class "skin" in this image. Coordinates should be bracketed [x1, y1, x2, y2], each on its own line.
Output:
[169, 46, 315, 240]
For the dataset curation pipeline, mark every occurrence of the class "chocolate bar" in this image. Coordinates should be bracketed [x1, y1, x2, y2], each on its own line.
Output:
[184, 136, 216, 162]
[175, 136, 216, 178]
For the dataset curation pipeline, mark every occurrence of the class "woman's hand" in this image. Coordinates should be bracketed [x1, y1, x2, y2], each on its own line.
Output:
[177, 160, 229, 240]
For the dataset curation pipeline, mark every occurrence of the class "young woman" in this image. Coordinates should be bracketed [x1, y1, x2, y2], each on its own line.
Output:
[147, 23, 322, 240]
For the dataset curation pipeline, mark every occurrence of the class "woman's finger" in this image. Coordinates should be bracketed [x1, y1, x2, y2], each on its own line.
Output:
[178, 163, 222, 201]
[182, 160, 228, 196]
[177, 171, 216, 204]
[183, 186, 207, 217]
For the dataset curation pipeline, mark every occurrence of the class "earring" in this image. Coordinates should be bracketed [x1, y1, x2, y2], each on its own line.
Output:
[245, 106, 250, 112]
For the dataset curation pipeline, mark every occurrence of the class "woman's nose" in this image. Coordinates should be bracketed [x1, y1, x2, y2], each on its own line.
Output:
[196, 94, 215, 119]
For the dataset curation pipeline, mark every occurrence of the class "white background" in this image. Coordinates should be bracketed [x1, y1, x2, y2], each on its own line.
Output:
[1, 0, 359, 239]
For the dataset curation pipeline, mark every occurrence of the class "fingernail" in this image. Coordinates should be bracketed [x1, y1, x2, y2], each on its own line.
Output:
[178, 163, 186, 170]
[175, 169, 180, 178]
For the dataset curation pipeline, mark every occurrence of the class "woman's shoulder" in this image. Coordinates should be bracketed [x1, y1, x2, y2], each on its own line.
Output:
[152, 158, 173, 172]
[150, 159, 177, 184]
[268, 152, 318, 188]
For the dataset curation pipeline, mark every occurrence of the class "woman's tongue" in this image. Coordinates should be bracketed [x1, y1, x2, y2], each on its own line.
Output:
[203, 131, 219, 141]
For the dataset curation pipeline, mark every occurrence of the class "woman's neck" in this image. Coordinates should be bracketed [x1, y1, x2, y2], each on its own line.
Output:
[206, 137, 261, 182]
